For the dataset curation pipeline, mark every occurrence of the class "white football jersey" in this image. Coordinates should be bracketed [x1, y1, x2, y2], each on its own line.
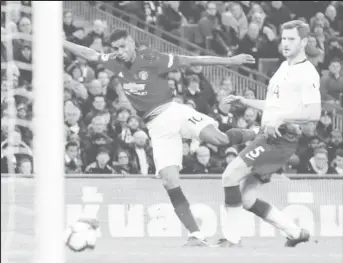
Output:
[262, 59, 321, 126]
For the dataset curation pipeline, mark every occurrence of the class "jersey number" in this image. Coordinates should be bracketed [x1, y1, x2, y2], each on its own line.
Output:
[272, 85, 280, 98]
[188, 116, 203, 125]
[245, 146, 265, 161]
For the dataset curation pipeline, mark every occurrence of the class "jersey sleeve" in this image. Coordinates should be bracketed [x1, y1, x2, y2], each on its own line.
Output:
[300, 71, 321, 105]
[97, 53, 120, 73]
[142, 49, 181, 74]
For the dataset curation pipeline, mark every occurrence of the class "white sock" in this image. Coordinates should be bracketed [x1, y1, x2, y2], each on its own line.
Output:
[264, 206, 301, 239]
[223, 206, 244, 244]
[189, 231, 205, 240]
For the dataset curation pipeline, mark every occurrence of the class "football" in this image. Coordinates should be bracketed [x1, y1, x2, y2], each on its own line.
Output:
[65, 218, 99, 252]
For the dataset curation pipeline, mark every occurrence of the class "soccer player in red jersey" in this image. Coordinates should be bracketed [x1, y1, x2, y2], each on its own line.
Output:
[64, 28, 257, 247]
[218, 21, 321, 248]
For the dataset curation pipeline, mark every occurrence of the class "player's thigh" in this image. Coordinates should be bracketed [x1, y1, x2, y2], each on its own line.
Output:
[239, 134, 296, 175]
[148, 125, 183, 176]
[179, 104, 218, 139]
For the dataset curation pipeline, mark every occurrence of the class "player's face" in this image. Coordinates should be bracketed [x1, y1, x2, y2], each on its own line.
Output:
[281, 28, 307, 58]
[111, 37, 135, 62]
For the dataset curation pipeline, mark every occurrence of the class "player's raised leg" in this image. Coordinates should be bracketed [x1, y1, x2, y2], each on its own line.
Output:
[199, 125, 258, 147]
[241, 175, 310, 247]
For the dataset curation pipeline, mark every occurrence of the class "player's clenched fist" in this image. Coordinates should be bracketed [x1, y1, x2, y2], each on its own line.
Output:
[230, 54, 256, 65]
[222, 95, 245, 105]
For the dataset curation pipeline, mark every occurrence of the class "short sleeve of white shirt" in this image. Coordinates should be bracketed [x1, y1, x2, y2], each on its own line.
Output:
[299, 63, 321, 105]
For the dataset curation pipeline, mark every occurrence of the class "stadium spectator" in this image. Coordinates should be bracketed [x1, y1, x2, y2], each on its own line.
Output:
[85, 147, 115, 174]
[298, 147, 335, 175]
[320, 59, 343, 104]
[224, 146, 238, 166]
[17, 156, 33, 176]
[67, 26, 86, 46]
[221, 2, 248, 41]
[238, 21, 278, 70]
[211, 96, 237, 132]
[331, 149, 343, 175]
[129, 130, 155, 175]
[113, 149, 138, 175]
[264, 1, 293, 35]
[316, 111, 333, 142]
[83, 20, 107, 47]
[305, 35, 325, 71]
[181, 145, 218, 174]
[198, 2, 231, 54]
[185, 64, 216, 107]
[158, 1, 187, 35]
[184, 74, 211, 114]
[63, 11, 77, 38]
[179, 1, 206, 24]
[65, 141, 83, 174]
[327, 130, 343, 163]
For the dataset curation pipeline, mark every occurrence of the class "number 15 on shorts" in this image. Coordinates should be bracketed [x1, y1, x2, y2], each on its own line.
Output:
[245, 146, 265, 161]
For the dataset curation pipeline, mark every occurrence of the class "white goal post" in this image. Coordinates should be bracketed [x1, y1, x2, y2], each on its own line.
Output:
[32, 2, 65, 263]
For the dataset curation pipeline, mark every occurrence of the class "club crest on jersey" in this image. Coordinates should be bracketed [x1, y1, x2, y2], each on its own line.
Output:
[138, 71, 148, 80]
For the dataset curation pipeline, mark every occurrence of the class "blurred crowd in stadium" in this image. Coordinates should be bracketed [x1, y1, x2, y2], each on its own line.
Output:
[1, 1, 343, 176]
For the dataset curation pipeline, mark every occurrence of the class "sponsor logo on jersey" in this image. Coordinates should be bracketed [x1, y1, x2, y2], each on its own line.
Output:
[138, 71, 149, 80]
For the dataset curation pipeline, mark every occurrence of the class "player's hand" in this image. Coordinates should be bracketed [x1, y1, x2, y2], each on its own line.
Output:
[263, 125, 282, 139]
[222, 95, 245, 105]
[229, 54, 255, 65]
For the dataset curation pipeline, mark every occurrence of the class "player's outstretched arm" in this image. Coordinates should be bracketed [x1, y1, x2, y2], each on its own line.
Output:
[178, 53, 255, 67]
[223, 95, 265, 111]
[63, 41, 100, 62]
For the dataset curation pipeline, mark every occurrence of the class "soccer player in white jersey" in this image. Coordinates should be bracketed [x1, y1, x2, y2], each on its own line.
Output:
[216, 20, 321, 247]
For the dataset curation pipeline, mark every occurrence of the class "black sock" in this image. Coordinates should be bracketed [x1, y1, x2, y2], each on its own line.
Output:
[167, 187, 200, 233]
[224, 185, 242, 207]
[247, 198, 272, 219]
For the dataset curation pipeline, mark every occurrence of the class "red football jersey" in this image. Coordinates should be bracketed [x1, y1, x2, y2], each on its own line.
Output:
[98, 48, 181, 118]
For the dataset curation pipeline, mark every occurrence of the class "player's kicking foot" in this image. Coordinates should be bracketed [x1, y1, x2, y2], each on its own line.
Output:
[285, 229, 310, 247]
[215, 238, 242, 248]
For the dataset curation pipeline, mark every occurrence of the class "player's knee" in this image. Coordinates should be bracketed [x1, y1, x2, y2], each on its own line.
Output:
[199, 125, 229, 146]
[159, 166, 181, 189]
[241, 176, 262, 210]
[222, 156, 251, 187]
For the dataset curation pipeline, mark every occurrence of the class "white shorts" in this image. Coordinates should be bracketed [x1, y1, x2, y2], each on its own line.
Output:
[146, 102, 218, 173]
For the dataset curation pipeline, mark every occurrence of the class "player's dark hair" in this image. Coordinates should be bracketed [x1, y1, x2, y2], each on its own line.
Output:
[66, 141, 79, 150]
[281, 20, 310, 39]
[109, 28, 129, 43]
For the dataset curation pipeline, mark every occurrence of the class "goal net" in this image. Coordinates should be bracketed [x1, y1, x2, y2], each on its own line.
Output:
[1, 2, 64, 263]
